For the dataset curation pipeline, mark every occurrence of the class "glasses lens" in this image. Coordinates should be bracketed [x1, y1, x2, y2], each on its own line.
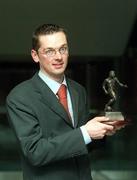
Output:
[59, 46, 68, 54]
[45, 49, 56, 57]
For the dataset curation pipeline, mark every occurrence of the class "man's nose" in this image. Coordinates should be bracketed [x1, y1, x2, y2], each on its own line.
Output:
[55, 50, 62, 59]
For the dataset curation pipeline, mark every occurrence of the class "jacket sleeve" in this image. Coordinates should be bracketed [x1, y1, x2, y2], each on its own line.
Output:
[6, 95, 88, 167]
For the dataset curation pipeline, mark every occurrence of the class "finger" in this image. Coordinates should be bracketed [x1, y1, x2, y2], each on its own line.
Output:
[103, 121, 118, 125]
[106, 130, 116, 136]
[115, 124, 125, 130]
[103, 124, 114, 131]
[94, 116, 109, 122]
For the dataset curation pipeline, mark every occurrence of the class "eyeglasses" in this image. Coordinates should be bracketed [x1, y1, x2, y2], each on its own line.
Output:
[38, 46, 68, 57]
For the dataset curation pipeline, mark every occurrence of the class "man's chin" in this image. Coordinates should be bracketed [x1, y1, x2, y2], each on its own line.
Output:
[53, 68, 65, 74]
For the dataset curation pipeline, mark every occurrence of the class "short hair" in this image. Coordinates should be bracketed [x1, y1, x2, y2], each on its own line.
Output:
[32, 24, 67, 51]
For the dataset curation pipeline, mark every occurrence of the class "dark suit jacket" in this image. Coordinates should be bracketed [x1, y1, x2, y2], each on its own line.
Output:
[6, 73, 92, 180]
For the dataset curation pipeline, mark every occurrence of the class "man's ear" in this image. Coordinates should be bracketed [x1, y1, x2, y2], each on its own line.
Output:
[31, 49, 39, 63]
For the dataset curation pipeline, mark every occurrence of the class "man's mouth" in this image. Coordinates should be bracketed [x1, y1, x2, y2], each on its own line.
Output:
[53, 63, 64, 69]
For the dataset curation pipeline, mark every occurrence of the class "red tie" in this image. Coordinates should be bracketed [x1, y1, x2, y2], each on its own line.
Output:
[57, 84, 71, 118]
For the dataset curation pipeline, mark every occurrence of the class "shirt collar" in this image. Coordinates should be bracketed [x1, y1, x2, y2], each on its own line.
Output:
[38, 70, 67, 95]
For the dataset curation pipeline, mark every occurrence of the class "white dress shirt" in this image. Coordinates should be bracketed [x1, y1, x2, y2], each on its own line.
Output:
[38, 70, 91, 145]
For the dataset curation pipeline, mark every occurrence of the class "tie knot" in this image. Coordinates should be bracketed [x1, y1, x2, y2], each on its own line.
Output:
[57, 84, 67, 99]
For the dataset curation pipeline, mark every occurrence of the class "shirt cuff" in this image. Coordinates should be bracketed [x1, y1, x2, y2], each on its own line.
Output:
[80, 126, 92, 145]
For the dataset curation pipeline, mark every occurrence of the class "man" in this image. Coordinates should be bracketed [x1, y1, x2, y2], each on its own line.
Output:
[6, 24, 120, 180]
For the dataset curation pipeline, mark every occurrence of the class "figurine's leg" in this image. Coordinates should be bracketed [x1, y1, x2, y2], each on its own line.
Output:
[107, 98, 115, 106]
[105, 96, 116, 111]
[105, 90, 117, 111]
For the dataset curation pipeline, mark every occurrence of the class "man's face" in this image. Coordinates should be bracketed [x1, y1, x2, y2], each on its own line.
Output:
[31, 32, 69, 82]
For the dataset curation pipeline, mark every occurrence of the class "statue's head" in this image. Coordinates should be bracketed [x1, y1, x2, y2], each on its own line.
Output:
[109, 70, 115, 78]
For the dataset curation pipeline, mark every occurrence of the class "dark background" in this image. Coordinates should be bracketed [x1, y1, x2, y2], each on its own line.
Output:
[0, 0, 137, 173]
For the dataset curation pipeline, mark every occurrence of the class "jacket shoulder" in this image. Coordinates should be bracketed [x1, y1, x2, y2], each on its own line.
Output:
[67, 78, 86, 92]
[7, 73, 38, 101]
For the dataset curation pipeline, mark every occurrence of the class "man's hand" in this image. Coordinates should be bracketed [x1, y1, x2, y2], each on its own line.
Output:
[84, 116, 114, 140]
[103, 120, 126, 136]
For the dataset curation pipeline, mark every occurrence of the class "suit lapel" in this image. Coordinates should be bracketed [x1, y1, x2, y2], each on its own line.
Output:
[67, 79, 79, 128]
[32, 73, 73, 127]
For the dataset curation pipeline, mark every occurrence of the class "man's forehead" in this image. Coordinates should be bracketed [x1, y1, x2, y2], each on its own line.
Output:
[38, 32, 67, 48]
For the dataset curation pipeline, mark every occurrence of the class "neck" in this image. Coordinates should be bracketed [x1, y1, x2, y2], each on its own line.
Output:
[54, 75, 64, 83]
[40, 69, 64, 83]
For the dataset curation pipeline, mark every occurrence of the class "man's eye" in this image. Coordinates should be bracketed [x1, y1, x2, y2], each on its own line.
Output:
[60, 47, 65, 51]
[60, 47, 67, 52]
[45, 49, 55, 55]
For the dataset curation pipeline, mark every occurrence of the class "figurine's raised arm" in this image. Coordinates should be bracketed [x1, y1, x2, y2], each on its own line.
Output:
[115, 77, 128, 88]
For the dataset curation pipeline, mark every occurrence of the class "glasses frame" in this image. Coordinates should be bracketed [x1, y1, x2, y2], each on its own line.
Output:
[38, 45, 69, 57]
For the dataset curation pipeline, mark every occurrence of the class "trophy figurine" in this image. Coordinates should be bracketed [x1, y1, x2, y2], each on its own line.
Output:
[102, 70, 128, 121]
